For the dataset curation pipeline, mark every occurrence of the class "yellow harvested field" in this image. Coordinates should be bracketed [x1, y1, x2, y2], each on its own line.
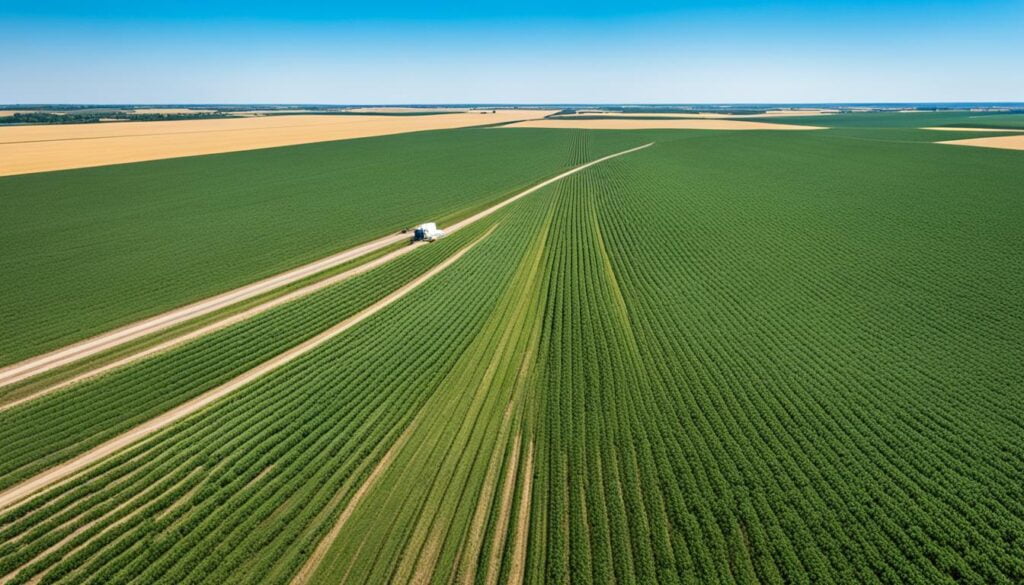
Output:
[922, 126, 1024, 132]
[940, 134, 1024, 151]
[0, 110, 556, 176]
[345, 107, 468, 114]
[0, 110, 39, 117]
[505, 118, 824, 131]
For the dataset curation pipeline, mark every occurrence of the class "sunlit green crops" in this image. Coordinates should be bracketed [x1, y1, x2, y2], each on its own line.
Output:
[1, 126, 1022, 584]
[0, 127, 642, 366]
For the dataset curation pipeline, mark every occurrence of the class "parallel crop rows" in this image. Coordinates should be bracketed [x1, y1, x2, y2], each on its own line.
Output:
[3, 128, 1023, 584]
[0, 216, 497, 493]
[0, 127, 646, 366]
[523, 134, 1024, 584]
[0, 142, 588, 583]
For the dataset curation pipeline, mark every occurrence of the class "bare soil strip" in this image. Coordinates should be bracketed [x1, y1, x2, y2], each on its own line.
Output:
[506, 119, 823, 131]
[0, 232, 409, 390]
[0, 110, 557, 176]
[0, 242, 423, 413]
[939, 134, 1024, 151]
[506, 442, 536, 585]
[0, 142, 652, 395]
[0, 237, 486, 513]
[482, 433, 524, 585]
[457, 425, 521, 585]
[290, 419, 421, 585]
[922, 127, 1024, 132]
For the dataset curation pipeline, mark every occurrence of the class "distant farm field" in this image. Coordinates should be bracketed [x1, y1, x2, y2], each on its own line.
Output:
[1, 117, 1023, 584]
[507, 118, 824, 130]
[0, 109, 554, 176]
[764, 109, 1024, 129]
[0, 128, 645, 366]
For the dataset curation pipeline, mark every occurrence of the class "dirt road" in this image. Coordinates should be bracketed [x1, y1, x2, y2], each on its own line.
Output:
[0, 143, 655, 511]
[0, 142, 653, 393]
[0, 235, 485, 513]
[0, 232, 408, 389]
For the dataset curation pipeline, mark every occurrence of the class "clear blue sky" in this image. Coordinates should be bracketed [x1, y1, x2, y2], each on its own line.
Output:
[3, 0, 1022, 104]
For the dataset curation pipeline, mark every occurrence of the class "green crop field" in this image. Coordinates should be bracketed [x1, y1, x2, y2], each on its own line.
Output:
[0, 127, 644, 366]
[764, 110, 1024, 129]
[1, 122, 1022, 584]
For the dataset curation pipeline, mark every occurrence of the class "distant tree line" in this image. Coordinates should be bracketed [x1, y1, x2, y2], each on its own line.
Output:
[0, 112, 229, 125]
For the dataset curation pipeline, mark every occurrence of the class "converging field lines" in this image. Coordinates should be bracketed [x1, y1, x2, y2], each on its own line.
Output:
[0, 140, 659, 585]
[301, 194, 558, 585]
[0, 230, 493, 513]
[0, 142, 653, 397]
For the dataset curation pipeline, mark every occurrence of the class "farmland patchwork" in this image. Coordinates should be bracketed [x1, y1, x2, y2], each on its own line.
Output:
[1, 113, 1023, 584]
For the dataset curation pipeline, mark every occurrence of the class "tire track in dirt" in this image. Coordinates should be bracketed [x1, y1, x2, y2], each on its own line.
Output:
[0, 242, 423, 413]
[0, 232, 490, 513]
[290, 417, 422, 585]
[507, 441, 535, 585]
[0, 142, 652, 394]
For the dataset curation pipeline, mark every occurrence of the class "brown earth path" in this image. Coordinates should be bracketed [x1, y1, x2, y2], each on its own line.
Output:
[0, 235, 486, 513]
[0, 142, 652, 399]
[0, 231, 409, 389]
[0, 241, 422, 413]
[0, 142, 654, 514]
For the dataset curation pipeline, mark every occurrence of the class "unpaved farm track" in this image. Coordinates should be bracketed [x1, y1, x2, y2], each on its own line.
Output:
[0, 142, 653, 513]
[0, 241, 425, 413]
[0, 142, 653, 394]
[0, 235, 487, 513]
[0, 232, 409, 389]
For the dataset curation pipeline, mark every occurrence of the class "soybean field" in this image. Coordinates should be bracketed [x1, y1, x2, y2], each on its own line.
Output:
[1, 117, 1023, 584]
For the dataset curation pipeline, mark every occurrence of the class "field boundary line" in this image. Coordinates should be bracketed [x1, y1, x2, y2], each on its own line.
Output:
[0, 141, 653, 391]
[0, 230, 492, 513]
[0, 241, 424, 413]
[0, 232, 407, 387]
[289, 413, 425, 585]
[506, 441, 535, 585]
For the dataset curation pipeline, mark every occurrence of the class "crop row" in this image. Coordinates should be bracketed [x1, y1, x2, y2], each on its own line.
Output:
[522, 134, 1024, 584]
[0, 213, 504, 493]
[0, 173, 561, 584]
[0, 126, 649, 366]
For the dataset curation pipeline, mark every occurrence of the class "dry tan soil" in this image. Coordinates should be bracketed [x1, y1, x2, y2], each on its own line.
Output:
[922, 127, 1024, 132]
[0, 236, 486, 513]
[130, 108, 216, 114]
[939, 134, 1024, 151]
[0, 110, 556, 176]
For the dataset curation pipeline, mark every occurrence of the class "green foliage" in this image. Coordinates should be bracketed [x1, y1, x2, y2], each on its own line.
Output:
[767, 110, 1024, 128]
[524, 130, 1024, 584]
[1, 127, 1022, 584]
[0, 127, 641, 365]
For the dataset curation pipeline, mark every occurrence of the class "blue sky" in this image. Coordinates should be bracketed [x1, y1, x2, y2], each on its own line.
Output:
[3, 0, 1022, 104]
